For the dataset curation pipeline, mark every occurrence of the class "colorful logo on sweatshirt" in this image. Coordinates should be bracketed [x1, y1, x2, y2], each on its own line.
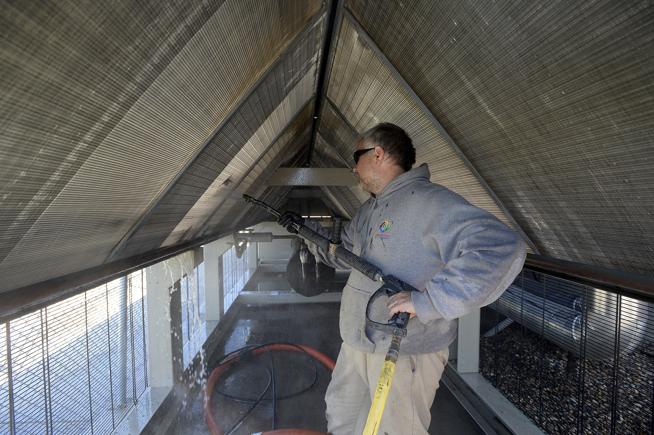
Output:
[378, 219, 393, 233]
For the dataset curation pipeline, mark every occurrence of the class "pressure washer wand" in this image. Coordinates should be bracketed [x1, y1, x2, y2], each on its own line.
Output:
[243, 194, 386, 283]
[243, 194, 414, 435]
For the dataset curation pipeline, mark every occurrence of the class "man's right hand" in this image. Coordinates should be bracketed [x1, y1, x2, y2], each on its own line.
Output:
[277, 211, 304, 234]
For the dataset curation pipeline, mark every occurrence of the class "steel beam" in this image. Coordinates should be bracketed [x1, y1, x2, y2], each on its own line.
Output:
[342, 8, 538, 253]
[307, 0, 343, 166]
[525, 254, 654, 302]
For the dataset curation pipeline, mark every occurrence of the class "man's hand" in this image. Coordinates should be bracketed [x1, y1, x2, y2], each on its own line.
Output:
[278, 211, 304, 234]
[387, 292, 416, 318]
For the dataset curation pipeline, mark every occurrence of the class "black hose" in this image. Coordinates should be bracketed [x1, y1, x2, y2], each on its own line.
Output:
[209, 342, 326, 433]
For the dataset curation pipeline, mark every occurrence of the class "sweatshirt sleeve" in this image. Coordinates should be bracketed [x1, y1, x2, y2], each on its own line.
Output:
[304, 216, 357, 270]
[412, 197, 527, 322]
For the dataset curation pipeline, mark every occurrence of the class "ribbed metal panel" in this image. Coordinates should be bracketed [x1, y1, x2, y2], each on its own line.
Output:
[346, 0, 654, 274]
[116, 9, 324, 258]
[204, 106, 314, 234]
[0, 0, 226, 265]
[326, 16, 519, 236]
[239, 186, 295, 230]
[321, 186, 362, 219]
[316, 100, 360, 167]
[310, 149, 366, 218]
[0, 274, 147, 433]
[175, 74, 316, 241]
[0, 0, 321, 292]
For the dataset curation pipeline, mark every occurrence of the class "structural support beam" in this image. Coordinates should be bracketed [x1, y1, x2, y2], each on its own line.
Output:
[307, 0, 343, 166]
[457, 308, 481, 374]
[525, 253, 654, 302]
[268, 168, 357, 186]
[342, 8, 538, 253]
[203, 236, 234, 326]
[145, 262, 175, 388]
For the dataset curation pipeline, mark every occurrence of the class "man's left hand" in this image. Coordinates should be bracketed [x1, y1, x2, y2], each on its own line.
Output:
[387, 292, 416, 318]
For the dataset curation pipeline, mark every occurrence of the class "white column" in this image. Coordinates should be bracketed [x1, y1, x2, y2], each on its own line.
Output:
[145, 261, 174, 388]
[457, 308, 481, 373]
[203, 238, 233, 321]
[247, 241, 257, 277]
[204, 240, 222, 323]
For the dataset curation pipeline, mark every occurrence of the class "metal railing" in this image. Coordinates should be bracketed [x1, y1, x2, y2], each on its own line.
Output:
[481, 266, 654, 434]
[0, 271, 148, 434]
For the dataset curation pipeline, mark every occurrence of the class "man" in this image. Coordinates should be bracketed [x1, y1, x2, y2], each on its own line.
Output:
[279, 123, 526, 434]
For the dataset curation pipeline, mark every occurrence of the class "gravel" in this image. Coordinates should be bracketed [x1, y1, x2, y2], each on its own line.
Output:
[480, 322, 654, 434]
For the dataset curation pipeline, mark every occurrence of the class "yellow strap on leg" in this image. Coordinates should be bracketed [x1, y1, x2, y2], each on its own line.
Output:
[362, 360, 397, 435]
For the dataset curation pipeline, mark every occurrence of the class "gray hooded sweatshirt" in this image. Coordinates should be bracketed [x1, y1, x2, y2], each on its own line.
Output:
[308, 164, 526, 355]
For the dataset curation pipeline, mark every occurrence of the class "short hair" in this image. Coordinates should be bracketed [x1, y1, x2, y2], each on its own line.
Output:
[359, 123, 416, 171]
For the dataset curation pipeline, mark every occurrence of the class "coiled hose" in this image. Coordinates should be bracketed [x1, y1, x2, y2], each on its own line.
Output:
[204, 343, 336, 435]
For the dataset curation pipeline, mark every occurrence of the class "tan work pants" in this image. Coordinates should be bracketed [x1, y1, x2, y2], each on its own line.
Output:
[325, 342, 449, 435]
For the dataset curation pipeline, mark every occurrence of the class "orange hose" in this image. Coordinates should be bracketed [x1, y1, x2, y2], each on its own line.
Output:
[204, 343, 335, 435]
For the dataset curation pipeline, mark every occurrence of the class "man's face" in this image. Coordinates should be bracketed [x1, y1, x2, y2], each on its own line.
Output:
[353, 140, 378, 193]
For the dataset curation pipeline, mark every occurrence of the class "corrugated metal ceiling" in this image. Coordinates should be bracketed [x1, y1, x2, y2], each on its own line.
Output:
[1, 0, 652, 298]
[345, 0, 654, 274]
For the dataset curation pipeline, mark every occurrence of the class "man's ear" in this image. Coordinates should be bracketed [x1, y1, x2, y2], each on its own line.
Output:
[373, 145, 385, 162]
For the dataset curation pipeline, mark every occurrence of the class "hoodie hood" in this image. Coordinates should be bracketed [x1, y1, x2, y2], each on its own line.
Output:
[376, 163, 431, 199]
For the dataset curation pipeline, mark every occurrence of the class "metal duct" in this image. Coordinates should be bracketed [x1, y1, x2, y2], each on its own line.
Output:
[346, 0, 654, 275]
[494, 284, 651, 360]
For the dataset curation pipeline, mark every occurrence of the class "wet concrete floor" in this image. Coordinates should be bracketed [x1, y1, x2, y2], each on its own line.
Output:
[170, 300, 482, 434]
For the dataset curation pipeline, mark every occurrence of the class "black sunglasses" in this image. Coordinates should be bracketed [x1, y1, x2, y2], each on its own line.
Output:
[353, 147, 375, 164]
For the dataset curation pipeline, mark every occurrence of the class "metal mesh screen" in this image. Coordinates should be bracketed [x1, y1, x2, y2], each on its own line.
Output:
[239, 186, 295, 230]
[0, 0, 227, 269]
[205, 104, 315, 233]
[117, 8, 325, 257]
[481, 268, 654, 434]
[315, 101, 360, 168]
[0, 272, 147, 434]
[177, 73, 317, 242]
[0, 0, 322, 293]
[326, 14, 520, 234]
[346, 0, 654, 274]
[312, 134, 350, 169]
[0, 326, 8, 433]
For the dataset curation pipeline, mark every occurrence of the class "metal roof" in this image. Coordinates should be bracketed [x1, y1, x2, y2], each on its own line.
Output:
[1, 0, 653, 300]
